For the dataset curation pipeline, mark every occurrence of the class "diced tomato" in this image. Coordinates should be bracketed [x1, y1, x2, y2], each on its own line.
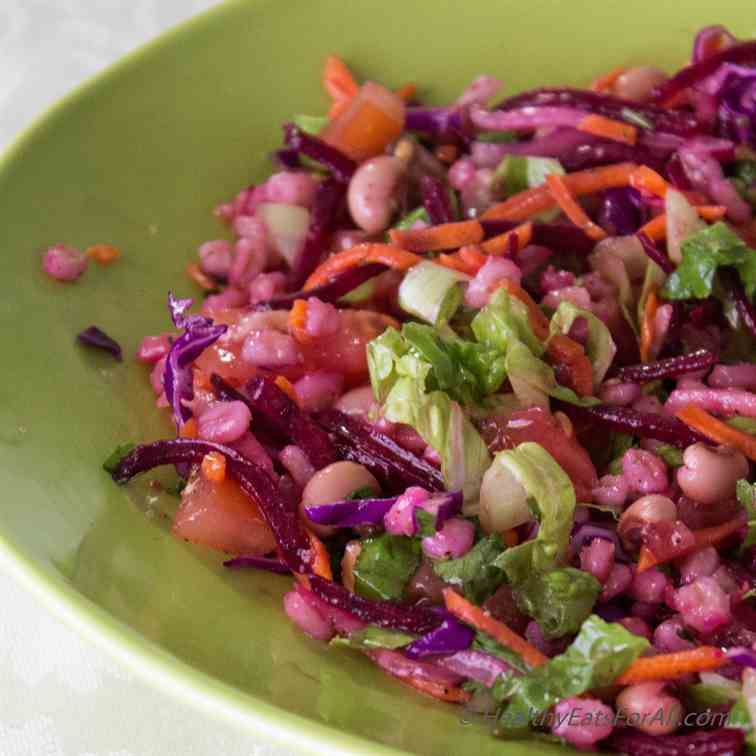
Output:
[172, 471, 277, 555]
[478, 406, 598, 502]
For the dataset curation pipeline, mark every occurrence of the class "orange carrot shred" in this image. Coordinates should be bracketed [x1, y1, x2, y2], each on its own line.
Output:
[437, 252, 475, 275]
[458, 245, 488, 273]
[443, 589, 548, 668]
[389, 220, 484, 252]
[616, 647, 725, 685]
[639, 206, 728, 241]
[274, 375, 298, 404]
[676, 404, 756, 463]
[307, 530, 333, 581]
[289, 299, 311, 344]
[496, 279, 550, 340]
[179, 417, 198, 439]
[578, 114, 638, 145]
[201, 451, 226, 483]
[629, 165, 669, 197]
[85, 244, 121, 265]
[480, 222, 533, 256]
[397, 675, 471, 704]
[590, 66, 627, 93]
[395, 82, 417, 102]
[501, 529, 519, 547]
[546, 173, 607, 240]
[323, 55, 359, 103]
[328, 98, 352, 120]
[547, 334, 594, 397]
[186, 262, 217, 291]
[639, 289, 658, 363]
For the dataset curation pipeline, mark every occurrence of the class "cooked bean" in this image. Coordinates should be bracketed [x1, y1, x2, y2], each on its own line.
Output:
[616, 682, 683, 735]
[618, 494, 677, 549]
[676, 442, 749, 505]
[613, 67, 668, 103]
[347, 155, 405, 233]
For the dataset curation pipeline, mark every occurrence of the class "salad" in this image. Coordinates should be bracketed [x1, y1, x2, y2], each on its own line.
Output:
[54, 23, 756, 754]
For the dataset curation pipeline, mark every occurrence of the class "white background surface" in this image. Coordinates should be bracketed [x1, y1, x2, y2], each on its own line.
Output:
[0, 3, 289, 754]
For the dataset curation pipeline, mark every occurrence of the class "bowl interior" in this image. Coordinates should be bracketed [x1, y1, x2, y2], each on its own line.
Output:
[0, 1, 749, 754]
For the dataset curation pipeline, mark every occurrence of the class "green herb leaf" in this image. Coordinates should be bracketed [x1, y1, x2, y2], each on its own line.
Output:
[414, 509, 437, 538]
[345, 485, 380, 501]
[433, 534, 506, 603]
[291, 114, 328, 135]
[102, 443, 136, 474]
[330, 626, 415, 651]
[353, 534, 421, 602]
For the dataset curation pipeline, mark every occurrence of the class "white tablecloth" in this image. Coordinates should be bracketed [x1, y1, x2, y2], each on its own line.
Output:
[0, 3, 289, 754]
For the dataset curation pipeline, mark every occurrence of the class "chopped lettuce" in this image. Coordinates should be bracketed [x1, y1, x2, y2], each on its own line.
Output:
[492, 615, 648, 730]
[548, 302, 616, 387]
[291, 114, 328, 135]
[330, 626, 415, 651]
[398, 261, 467, 326]
[393, 205, 430, 231]
[738, 479, 756, 551]
[472, 631, 528, 673]
[352, 534, 421, 602]
[472, 288, 544, 357]
[433, 534, 506, 604]
[662, 222, 756, 300]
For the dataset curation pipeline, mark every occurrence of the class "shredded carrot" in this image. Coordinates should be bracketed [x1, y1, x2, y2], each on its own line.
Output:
[194, 369, 212, 392]
[496, 279, 550, 340]
[434, 144, 459, 163]
[328, 99, 352, 120]
[396, 675, 472, 703]
[458, 245, 487, 272]
[590, 66, 627, 93]
[437, 252, 476, 275]
[616, 647, 725, 685]
[274, 375, 298, 403]
[186, 262, 217, 291]
[676, 404, 756, 462]
[482, 162, 638, 222]
[307, 530, 333, 581]
[639, 206, 728, 241]
[288, 299, 311, 344]
[323, 55, 358, 103]
[629, 165, 669, 197]
[480, 222, 533, 256]
[85, 244, 121, 265]
[639, 289, 658, 363]
[443, 589, 548, 668]
[179, 417, 198, 439]
[547, 334, 594, 397]
[546, 173, 607, 240]
[201, 451, 226, 483]
[395, 82, 417, 102]
[578, 114, 637, 145]
[389, 220, 484, 252]
[501, 529, 519, 547]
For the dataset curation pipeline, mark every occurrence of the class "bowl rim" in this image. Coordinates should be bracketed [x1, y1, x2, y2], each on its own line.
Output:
[0, 1, 404, 753]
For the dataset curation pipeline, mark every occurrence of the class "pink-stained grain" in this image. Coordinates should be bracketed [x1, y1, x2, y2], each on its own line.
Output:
[42, 244, 88, 281]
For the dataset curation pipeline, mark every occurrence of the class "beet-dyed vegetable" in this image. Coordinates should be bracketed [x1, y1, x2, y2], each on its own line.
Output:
[283, 123, 357, 183]
[223, 555, 291, 574]
[693, 25, 738, 64]
[480, 220, 595, 255]
[305, 496, 397, 527]
[598, 188, 643, 235]
[274, 147, 301, 170]
[616, 349, 717, 383]
[420, 175, 454, 225]
[435, 649, 515, 688]
[405, 107, 469, 142]
[496, 87, 702, 137]
[108, 438, 313, 573]
[288, 178, 345, 290]
[308, 575, 442, 634]
[76, 326, 123, 361]
[716, 65, 756, 147]
[607, 727, 744, 756]
[571, 523, 629, 563]
[404, 614, 475, 659]
[316, 409, 444, 494]
[164, 294, 227, 427]
[637, 231, 675, 274]
[567, 404, 707, 448]
[422, 491, 464, 532]
[255, 262, 388, 311]
[727, 646, 756, 668]
[245, 376, 337, 470]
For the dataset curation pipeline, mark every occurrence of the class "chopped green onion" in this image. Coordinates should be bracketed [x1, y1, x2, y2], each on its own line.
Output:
[398, 261, 467, 326]
[620, 107, 655, 130]
[393, 206, 430, 231]
[291, 114, 328, 135]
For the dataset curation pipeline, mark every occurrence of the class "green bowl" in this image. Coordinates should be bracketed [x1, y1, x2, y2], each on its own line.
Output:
[0, 1, 749, 753]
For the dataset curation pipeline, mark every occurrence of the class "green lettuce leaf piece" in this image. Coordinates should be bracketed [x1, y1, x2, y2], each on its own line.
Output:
[330, 626, 415, 651]
[393, 205, 430, 231]
[414, 509, 436, 538]
[291, 114, 328, 134]
[433, 534, 506, 603]
[493, 615, 649, 730]
[472, 288, 544, 357]
[738, 479, 756, 551]
[548, 301, 616, 386]
[662, 222, 756, 300]
[353, 534, 421, 602]
[730, 416, 756, 435]
[473, 631, 528, 673]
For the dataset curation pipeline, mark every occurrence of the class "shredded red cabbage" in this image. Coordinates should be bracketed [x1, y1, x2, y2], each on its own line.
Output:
[274, 147, 301, 170]
[308, 575, 441, 634]
[223, 555, 290, 574]
[163, 293, 227, 427]
[727, 646, 756, 668]
[405, 107, 469, 142]
[404, 614, 475, 659]
[315, 409, 445, 494]
[435, 649, 515, 688]
[108, 438, 312, 573]
[420, 175, 454, 225]
[597, 188, 644, 235]
[283, 123, 357, 183]
[305, 496, 397, 527]
[288, 177, 345, 290]
[637, 231, 675, 274]
[76, 326, 123, 361]
[616, 349, 717, 383]
[607, 727, 745, 756]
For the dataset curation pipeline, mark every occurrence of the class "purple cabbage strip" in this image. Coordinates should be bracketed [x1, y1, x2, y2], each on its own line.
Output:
[594, 602, 626, 623]
[315, 409, 445, 494]
[108, 438, 312, 573]
[723, 268, 756, 339]
[727, 646, 756, 668]
[274, 148, 301, 170]
[607, 727, 745, 756]
[223, 555, 291, 574]
[598, 188, 643, 236]
[496, 87, 702, 137]
[163, 293, 227, 427]
[636, 231, 675, 274]
[245, 376, 337, 470]
[404, 615, 475, 659]
[420, 175, 454, 225]
[308, 575, 441, 634]
[405, 107, 469, 141]
[255, 263, 388, 311]
[692, 26, 739, 65]
[435, 650, 515, 688]
[305, 496, 397, 527]
[570, 404, 708, 448]
[571, 523, 630, 563]
[283, 123, 356, 183]
[481, 220, 595, 255]
[288, 177, 345, 290]
[652, 39, 756, 105]
[76, 326, 122, 361]
[715, 65, 756, 146]
[616, 349, 717, 383]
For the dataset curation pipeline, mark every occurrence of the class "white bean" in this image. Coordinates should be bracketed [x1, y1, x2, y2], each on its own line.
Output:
[347, 156, 405, 233]
[613, 67, 668, 103]
[676, 443, 749, 505]
[618, 494, 677, 548]
[616, 682, 683, 735]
